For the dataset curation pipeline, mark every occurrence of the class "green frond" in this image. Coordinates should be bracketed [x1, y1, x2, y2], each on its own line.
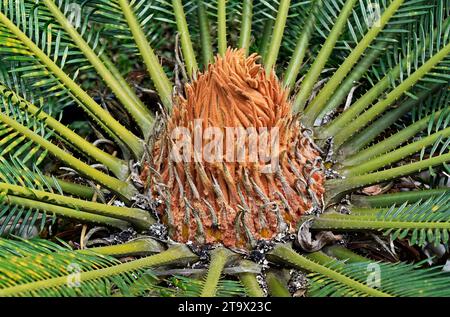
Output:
[238, 271, 265, 297]
[196, 0, 214, 65]
[0, 106, 137, 198]
[0, 238, 198, 297]
[216, 0, 227, 55]
[118, 0, 174, 110]
[0, 81, 129, 178]
[311, 191, 450, 247]
[332, 40, 450, 148]
[263, 0, 291, 73]
[200, 247, 234, 297]
[268, 244, 450, 297]
[42, 0, 155, 137]
[0, 176, 154, 231]
[293, 0, 358, 113]
[169, 0, 198, 77]
[283, 0, 322, 89]
[337, 83, 447, 160]
[79, 0, 175, 53]
[327, 152, 450, 201]
[302, 0, 407, 126]
[0, 65, 137, 199]
[340, 117, 450, 176]
[266, 270, 291, 297]
[322, 19, 449, 137]
[237, 0, 253, 55]
[308, 259, 450, 297]
[268, 244, 390, 297]
[0, 157, 53, 237]
[159, 275, 246, 297]
[0, 1, 144, 157]
[325, 85, 448, 199]
[0, 88, 53, 166]
[0, 151, 151, 233]
[352, 188, 450, 207]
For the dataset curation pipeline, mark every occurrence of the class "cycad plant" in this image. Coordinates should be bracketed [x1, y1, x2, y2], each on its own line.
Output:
[0, 0, 449, 297]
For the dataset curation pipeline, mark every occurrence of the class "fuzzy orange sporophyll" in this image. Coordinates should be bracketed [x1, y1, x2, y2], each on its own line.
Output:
[144, 48, 325, 248]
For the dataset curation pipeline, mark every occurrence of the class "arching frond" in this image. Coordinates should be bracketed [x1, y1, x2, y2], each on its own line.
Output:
[311, 191, 450, 246]
[268, 244, 450, 297]
[308, 260, 450, 297]
[0, 238, 198, 297]
[0, 0, 144, 157]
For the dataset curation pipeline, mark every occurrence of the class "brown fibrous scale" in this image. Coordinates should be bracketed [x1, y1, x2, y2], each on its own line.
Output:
[143, 48, 325, 248]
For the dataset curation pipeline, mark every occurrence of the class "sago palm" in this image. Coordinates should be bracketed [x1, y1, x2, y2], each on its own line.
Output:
[0, 0, 449, 297]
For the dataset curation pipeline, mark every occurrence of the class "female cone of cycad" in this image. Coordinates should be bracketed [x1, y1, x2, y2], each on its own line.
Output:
[145, 48, 325, 248]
